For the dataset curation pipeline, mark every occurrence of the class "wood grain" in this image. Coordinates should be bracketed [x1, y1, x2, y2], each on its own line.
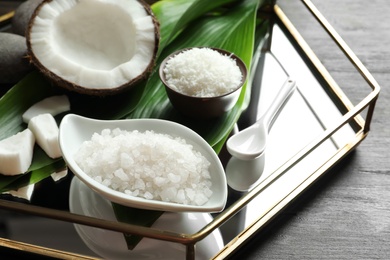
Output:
[231, 0, 390, 259]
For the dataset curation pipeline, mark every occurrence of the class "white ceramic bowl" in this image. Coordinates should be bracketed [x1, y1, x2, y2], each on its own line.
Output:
[59, 114, 227, 212]
[69, 177, 224, 259]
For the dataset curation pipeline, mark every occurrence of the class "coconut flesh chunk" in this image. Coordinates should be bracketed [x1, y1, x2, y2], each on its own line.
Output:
[51, 168, 68, 182]
[3, 183, 35, 201]
[27, 0, 159, 95]
[22, 95, 70, 123]
[28, 113, 62, 159]
[0, 129, 35, 176]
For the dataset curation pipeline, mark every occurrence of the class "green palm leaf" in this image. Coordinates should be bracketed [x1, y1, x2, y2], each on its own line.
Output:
[152, 0, 238, 54]
[129, 0, 265, 152]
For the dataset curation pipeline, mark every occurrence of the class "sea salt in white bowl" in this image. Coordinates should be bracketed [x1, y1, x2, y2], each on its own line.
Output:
[59, 114, 227, 212]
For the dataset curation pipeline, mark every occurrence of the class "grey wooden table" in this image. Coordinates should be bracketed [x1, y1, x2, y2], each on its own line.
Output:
[0, 0, 389, 259]
[231, 0, 390, 259]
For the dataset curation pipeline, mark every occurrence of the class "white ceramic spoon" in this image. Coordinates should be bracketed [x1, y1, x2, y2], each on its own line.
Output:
[226, 78, 296, 160]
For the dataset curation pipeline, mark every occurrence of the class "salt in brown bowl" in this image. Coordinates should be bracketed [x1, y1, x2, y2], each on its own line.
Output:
[159, 47, 248, 119]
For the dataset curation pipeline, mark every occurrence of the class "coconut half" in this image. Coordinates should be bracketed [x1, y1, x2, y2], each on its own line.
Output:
[26, 0, 159, 96]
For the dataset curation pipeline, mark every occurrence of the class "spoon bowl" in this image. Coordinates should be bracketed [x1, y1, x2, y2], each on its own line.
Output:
[226, 78, 296, 160]
[59, 114, 227, 212]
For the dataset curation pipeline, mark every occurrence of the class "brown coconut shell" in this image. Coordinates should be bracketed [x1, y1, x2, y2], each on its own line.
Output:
[26, 0, 160, 96]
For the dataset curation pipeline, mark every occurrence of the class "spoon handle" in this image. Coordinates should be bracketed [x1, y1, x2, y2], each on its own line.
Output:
[262, 78, 296, 130]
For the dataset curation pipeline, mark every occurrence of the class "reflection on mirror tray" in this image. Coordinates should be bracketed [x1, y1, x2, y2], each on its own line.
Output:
[226, 153, 266, 192]
[69, 177, 224, 259]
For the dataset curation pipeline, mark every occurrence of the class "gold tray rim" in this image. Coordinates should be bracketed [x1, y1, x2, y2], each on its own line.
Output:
[214, 1, 380, 258]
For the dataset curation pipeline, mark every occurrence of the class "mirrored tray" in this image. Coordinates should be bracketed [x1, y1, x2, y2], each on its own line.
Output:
[0, 0, 380, 259]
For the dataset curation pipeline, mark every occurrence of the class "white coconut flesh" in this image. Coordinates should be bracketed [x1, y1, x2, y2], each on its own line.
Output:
[28, 0, 157, 93]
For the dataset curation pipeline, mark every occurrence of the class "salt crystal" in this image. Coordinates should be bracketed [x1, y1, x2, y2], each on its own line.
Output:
[114, 168, 129, 181]
[111, 183, 119, 190]
[177, 189, 185, 203]
[120, 152, 133, 169]
[101, 129, 111, 136]
[134, 179, 145, 190]
[194, 193, 208, 206]
[168, 172, 181, 183]
[102, 179, 111, 186]
[144, 191, 153, 200]
[154, 177, 167, 187]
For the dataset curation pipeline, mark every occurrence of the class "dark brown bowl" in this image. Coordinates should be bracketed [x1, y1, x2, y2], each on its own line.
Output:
[159, 47, 247, 119]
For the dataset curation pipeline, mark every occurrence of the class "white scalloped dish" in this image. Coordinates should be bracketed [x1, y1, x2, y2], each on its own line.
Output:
[59, 114, 227, 212]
